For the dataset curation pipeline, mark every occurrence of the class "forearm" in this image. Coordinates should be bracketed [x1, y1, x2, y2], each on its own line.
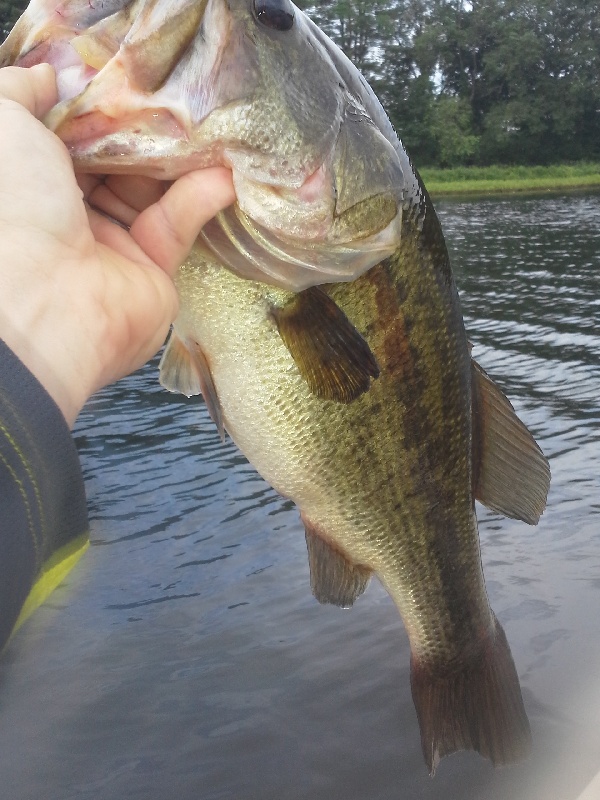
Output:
[0, 339, 89, 650]
[0, 65, 235, 647]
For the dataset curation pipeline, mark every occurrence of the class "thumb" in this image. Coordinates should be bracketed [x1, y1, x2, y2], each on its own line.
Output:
[129, 167, 236, 275]
[0, 64, 57, 118]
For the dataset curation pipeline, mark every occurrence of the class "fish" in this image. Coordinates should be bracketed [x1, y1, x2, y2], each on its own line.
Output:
[1, 0, 550, 773]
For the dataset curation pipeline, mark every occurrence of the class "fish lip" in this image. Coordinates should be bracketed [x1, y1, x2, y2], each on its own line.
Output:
[54, 106, 189, 141]
[51, 107, 195, 177]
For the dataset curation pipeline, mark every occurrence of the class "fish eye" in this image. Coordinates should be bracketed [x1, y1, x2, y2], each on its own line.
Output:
[253, 0, 295, 31]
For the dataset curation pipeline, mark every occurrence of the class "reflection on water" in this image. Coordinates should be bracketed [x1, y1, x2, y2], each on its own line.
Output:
[0, 192, 599, 800]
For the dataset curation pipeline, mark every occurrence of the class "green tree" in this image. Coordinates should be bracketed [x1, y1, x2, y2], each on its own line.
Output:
[428, 0, 600, 164]
[297, 0, 401, 81]
[430, 94, 479, 165]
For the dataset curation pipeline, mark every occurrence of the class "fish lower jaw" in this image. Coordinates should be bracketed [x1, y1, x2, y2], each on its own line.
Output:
[48, 111, 215, 178]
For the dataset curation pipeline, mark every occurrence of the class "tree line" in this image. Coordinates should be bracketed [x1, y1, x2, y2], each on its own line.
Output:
[299, 0, 600, 167]
[3, 0, 599, 167]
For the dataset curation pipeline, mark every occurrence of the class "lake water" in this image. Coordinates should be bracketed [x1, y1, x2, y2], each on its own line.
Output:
[0, 191, 599, 800]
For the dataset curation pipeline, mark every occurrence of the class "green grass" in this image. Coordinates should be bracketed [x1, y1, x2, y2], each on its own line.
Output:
[419, 162, 600, 196]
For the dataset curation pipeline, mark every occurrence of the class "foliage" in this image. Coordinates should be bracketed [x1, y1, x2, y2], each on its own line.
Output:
[0, 0, 25, 40]
[421, 161, 600, 193]
[298, 0, 600, 168]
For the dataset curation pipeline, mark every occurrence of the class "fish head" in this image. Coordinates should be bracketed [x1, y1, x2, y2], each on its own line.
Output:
[1, 0, 405, 289]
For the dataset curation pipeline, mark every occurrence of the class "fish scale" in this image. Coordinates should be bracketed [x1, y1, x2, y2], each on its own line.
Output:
[173, 200, 500, 704]
[170, 199, 543, 770]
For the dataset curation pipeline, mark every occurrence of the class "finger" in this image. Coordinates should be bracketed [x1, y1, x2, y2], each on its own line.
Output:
[86, 205, 155, 265]
[0, 64, 57, 118]
[129, 167, 236, 275]
[84, 176, 171, 229]
[87, 182, 139, 228]
[77, 173, 105, 198]
[105, 175, 167, 213]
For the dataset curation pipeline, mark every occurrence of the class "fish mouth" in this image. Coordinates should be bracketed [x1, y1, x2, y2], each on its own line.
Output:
[2, 0, 404, 290]
[48, 108, 192, 175]
[8, 0, 221, 177]
[25, 38, 197, 176]
[4, 0, 335, 185]
[15, 36, 101, 103]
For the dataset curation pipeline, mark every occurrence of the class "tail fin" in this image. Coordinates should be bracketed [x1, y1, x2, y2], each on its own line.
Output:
[410, 614, 531, 774]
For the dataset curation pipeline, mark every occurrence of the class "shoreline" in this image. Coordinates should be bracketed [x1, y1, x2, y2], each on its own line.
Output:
[419, 164, 600, 197]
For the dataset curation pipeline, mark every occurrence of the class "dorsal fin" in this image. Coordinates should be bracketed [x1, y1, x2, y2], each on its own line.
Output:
[302, 514, 372, 607]
[270, 287, 379, 404]
[159, 332, 225, 440]
[471, 360, 550, 524]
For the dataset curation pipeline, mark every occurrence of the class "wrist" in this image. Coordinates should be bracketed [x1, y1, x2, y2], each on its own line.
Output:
[0, 245, 100, 426]
[1, 332, 92, 428]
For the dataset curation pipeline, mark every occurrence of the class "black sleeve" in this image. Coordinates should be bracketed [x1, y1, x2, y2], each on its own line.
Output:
[0, 339, 89, 651]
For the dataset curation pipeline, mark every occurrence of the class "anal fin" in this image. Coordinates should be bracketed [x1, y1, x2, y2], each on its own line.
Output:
[302, 514, 372, 607]
[471, 359, 550, 524]
[270, 287, 379, 404]
[159, 331, 225, 440]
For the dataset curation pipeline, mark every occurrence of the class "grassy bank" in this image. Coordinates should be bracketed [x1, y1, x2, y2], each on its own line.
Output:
[419, 162, 600, 196]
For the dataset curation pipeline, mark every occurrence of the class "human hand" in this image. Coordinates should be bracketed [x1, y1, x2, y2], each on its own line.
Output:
[0, 64, 235, 427]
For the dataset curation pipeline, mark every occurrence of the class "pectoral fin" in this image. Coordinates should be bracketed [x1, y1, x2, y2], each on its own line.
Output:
[159, 332, 225, 440]
[303, 514, 372, 607]
[471, 360, 550, 524]
[270, 287, 379, 403]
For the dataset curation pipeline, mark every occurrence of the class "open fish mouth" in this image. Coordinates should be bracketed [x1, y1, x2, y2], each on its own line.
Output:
[7, 0, 223, 176]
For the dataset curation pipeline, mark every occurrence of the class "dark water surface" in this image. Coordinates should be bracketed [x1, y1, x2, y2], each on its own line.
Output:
[1, 192, 599, 799]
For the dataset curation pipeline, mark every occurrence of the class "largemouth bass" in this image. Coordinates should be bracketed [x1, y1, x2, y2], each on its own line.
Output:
[1, 0, 550, 773]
